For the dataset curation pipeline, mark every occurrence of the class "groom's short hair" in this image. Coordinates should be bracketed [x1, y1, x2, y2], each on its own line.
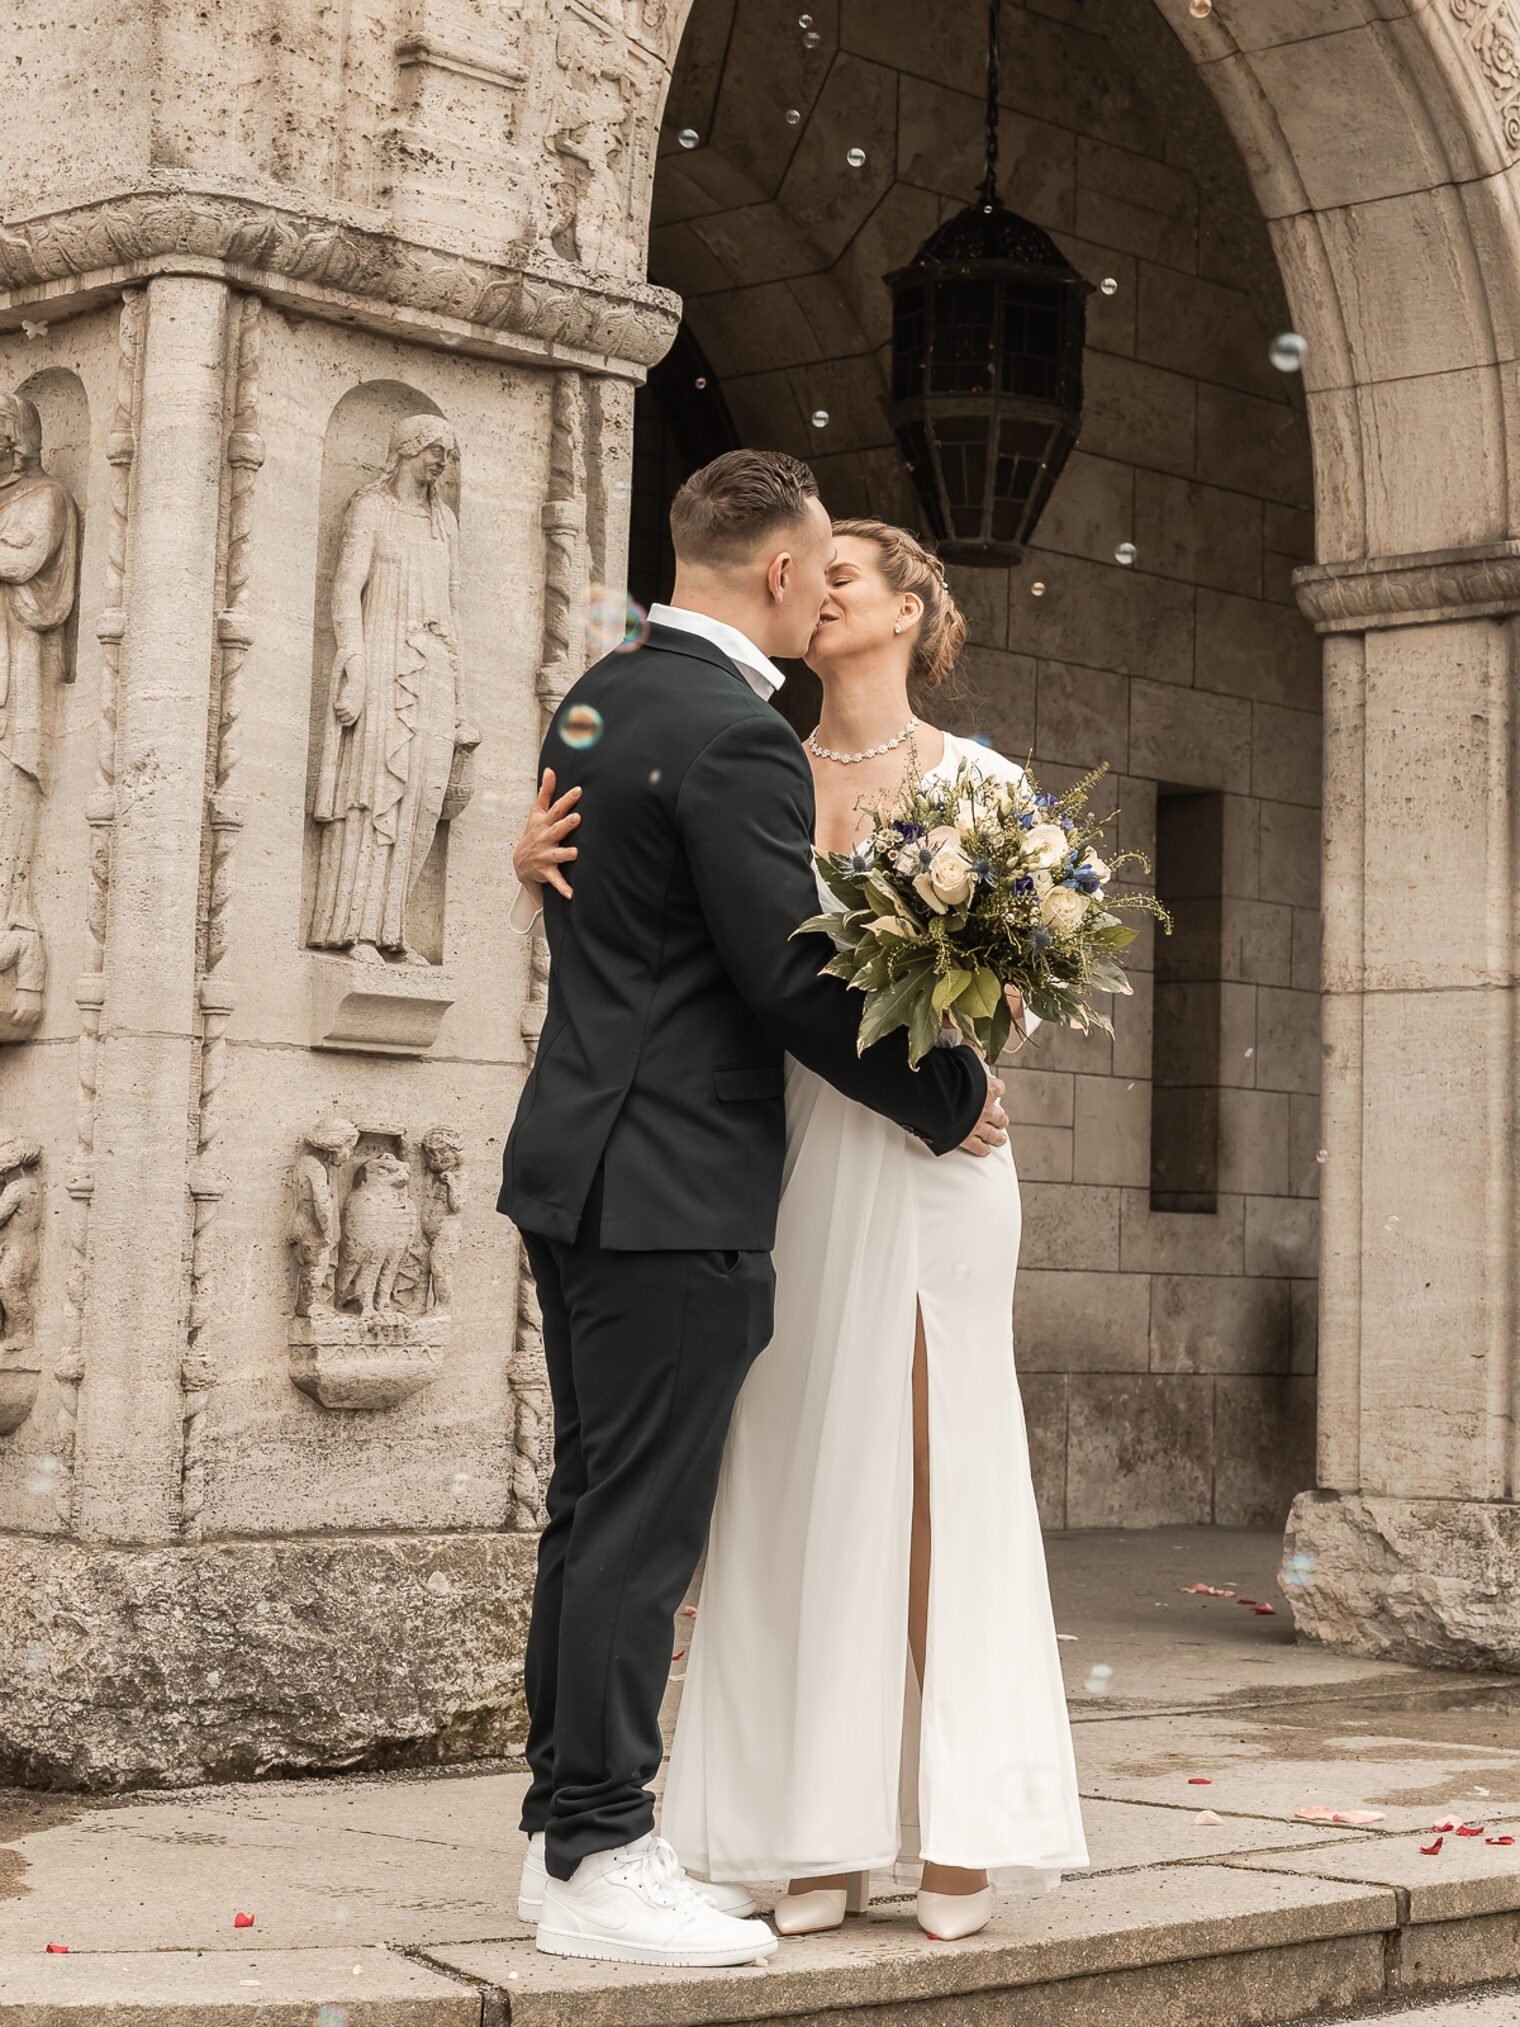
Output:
[669, 450, 819, 565]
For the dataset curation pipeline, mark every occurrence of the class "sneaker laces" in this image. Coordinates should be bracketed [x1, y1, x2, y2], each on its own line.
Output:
[631, 1836, 712, 1916]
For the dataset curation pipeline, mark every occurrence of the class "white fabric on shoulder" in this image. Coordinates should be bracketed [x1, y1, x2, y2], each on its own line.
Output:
[508, 883, 542, 936]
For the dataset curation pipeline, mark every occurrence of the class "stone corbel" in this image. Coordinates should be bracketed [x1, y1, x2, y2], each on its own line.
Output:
[1295, 540, 1520, 633]
[308, 955, 457, 1056]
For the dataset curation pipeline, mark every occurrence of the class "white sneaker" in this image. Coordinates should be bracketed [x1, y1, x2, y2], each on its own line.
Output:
[518, 1830, 757, 1922]
[535, 1833, 778, 1966]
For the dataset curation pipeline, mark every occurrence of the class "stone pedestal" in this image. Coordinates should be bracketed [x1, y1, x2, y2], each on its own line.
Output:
[0, 0, 674, 1785]
[1284, 547, 1520, 1669]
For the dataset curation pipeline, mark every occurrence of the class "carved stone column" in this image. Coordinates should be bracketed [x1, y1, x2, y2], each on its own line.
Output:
[73, 278, 233, 1544]
[1284, 543, 1520, 1668]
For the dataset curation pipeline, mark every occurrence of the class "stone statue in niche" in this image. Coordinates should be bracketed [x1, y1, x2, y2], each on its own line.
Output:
[0, 1129, 42, 1435]
[308, 415, 480, 966]
[287, 1111, 361, 1317]
[337, 1148, 419, 1315]
[286, 1115, 465, 1410]
[0, 392, 80, 1039]
[419, 1123, 465, 1311]
[546, 20, 632, 273]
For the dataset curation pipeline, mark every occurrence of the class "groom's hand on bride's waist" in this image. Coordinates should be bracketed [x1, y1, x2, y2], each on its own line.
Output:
[958, 1070, 1007, 1158]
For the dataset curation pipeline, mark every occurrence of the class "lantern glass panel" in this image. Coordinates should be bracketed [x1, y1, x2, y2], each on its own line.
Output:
[898, 418, 946, 540]
[1000, 280, 1065, 402]
[892, 285, 928, 402]
[931, 279, 997, 395]
[933, 416, 990, 537]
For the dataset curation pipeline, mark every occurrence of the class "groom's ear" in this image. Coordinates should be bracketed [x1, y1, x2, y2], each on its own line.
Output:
[766, 547, 794, 604]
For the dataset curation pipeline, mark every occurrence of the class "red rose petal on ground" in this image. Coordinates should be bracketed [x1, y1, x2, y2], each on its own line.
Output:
[1294, 1807, 1337, 1822]
[45, 1944, 68, 1954]
[1432, 1817, 1465, 1832]
[233, 1913, 255, 1929]
[1420, 1837, 1444, 1855]
[671, 1649, 686, 1664]
[1194, 1809, 1225, 1826]
[1254, 1604, 1277, 1615]
[1236, 1598, 1258, 1606]
[1188, 1777, 1212, 1785]
[1456, 1826, 1485, 1836]
[1486, 1836, 1516, 1846]
[682, 1605, 698, 1618]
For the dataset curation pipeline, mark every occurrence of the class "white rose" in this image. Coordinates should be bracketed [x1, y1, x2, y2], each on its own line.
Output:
[1041, 886, 1090, 934]
[912, 873, 949, 915]
[1083, 851, 1111, 883]
[925, 825, 961, 852]
[1024, 822, 1069, 870]
[927, 843, 976, 907]
[1032, 868, 1054, 899]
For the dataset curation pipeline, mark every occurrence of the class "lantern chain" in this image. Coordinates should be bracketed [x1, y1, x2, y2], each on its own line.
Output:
[980, 0, 1001, 207]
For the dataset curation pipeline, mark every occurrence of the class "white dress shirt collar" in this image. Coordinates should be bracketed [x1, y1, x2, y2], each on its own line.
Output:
[647, 602, 785, 699]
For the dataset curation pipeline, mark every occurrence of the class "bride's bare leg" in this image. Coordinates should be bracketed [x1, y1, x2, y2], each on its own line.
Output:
[910, 1303, 989, 1901]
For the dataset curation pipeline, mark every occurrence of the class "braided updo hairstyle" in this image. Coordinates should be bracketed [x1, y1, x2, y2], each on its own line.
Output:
[831, 518, 967, 705]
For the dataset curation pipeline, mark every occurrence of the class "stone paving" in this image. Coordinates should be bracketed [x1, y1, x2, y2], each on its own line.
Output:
[4, 1527, 1520, 2025]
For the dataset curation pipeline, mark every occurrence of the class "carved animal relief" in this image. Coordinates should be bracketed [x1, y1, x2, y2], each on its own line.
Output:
[0, 392, 80, 1039]
[287, 1115, 465, 1411]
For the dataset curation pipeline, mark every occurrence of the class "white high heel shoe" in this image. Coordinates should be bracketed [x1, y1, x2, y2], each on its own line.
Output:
[917, 1883, 993, 1940]
[772, 1869, 870, 1935]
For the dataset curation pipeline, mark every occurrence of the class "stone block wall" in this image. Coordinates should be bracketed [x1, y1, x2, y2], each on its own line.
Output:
[652, 0, 1322, 1526]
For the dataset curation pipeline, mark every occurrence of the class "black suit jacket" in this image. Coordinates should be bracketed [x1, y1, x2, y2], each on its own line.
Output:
[499, 621, 986, 1250]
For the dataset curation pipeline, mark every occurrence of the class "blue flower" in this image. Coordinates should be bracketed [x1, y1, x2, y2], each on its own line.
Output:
[849, 845, 875, 873]
[1017, 810, 1036, 831]
[893, 820, 926, 841]
[1032, 926, 1053, 952]
[1012, 875, 1035, 894]
[971, 857, 993, 882]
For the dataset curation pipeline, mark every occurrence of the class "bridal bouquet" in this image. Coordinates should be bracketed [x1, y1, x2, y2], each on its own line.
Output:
[798, 757, 1169, 1068]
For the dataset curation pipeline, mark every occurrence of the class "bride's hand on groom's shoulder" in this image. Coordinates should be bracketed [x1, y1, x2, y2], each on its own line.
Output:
[514, 768, 582, 903]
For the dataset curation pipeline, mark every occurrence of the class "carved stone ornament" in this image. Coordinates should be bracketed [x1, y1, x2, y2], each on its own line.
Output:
[1294, 538, 1520, 632]
[1447, 0, 1520, 158]
[286, 1114, 464, 1410]
[308, 415, 477, 968]
[0, 1130, 43, 1435]
[0, 190, 680, 371]
[0, 392, 80, 1039]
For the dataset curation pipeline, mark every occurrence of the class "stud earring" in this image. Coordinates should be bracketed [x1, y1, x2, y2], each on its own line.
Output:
[893, 623, 902, 634]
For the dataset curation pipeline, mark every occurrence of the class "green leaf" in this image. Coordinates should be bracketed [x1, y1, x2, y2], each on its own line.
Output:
[932, 967, 973, 1013]
[857, 965, 933, 1054]
[1088, 956, 1133, 997]
[960, 966, 1003, 1020]
[864, 872, 905, 919]
[792, 912, 849, 943]
[820, 951, 860, 982]
[907, 988, 941, 1068]
[987, 995, 1013, 1065]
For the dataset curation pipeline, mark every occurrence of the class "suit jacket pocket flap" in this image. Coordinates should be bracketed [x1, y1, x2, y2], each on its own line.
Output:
[714, 1064, 784, 1102]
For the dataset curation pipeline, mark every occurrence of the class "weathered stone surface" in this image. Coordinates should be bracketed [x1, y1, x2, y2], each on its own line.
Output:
[1284, 1494, 1520, 1671]
[0, 1532, 535, 1790]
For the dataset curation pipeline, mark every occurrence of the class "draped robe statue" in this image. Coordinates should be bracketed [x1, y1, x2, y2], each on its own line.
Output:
[308, 416, 479, 964]
[0, 393, 79, 1034]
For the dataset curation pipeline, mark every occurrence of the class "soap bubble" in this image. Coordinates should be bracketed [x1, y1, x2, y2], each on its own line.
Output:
[798, 10, 813, 21]
[786, 107, 801, 126]
[677, 127, 700, 150]
[1270, 331, 1308, 374]
[1316, 1147, 1328, 1164]
[1282, 1551, 1317, 1592]
[1385, 1213, 1401, 1232]
[1100, 277, 1118, 296]
[559, 704, 604, 751]
[1030, 582, 1046, 597]
[1244, 1045, 1254, 1058]
[316, 2009, 348, 2027]
[810, 409, 830, 429]
[1083, 1662, 1115, 1697]
[803, 27, 821, 45]
[1114, 541, 1137, 567]
[586, 584, 650, 657]
[694, 376, 708, 389]
[846, 147, 867, 168]
[1189, 0, 1211, 15]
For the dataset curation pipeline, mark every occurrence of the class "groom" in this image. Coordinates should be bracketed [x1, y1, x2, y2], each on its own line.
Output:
[500, 449, 1007, 1968]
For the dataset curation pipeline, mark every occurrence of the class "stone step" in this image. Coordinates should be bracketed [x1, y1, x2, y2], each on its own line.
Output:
[15, 1853, 1512, 2027]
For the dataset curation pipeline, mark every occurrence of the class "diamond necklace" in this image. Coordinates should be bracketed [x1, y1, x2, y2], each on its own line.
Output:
[807, 715, 918, 765]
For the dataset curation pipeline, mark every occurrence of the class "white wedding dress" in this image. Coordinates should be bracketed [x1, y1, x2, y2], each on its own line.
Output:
[662, 732, 1089, 1893]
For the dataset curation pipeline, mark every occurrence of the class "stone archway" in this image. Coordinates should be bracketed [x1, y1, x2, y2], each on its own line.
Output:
[646, 0, 1520, 1666]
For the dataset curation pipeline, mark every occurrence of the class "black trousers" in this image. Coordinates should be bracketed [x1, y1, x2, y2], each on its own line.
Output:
[518, 1171, 774, 1880]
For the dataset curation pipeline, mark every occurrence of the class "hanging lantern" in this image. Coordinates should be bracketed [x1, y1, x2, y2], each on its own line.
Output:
[885, 0, 1093, 566]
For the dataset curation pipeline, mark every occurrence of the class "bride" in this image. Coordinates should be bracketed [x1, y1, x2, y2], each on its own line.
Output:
[512, 517, 1087, 1940]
